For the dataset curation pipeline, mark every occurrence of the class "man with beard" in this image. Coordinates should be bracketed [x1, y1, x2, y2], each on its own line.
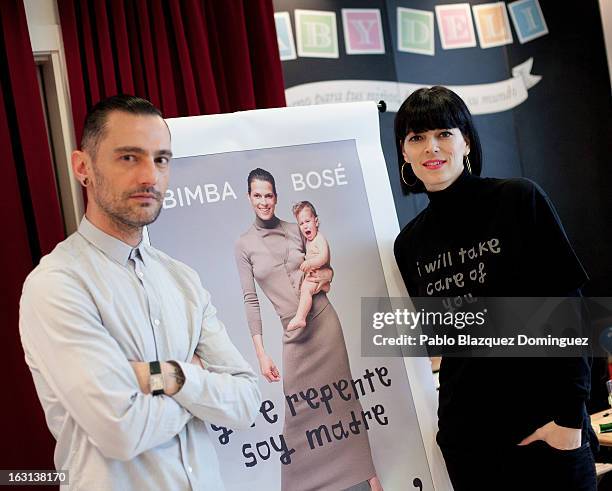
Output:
[19, 95, 261, 490]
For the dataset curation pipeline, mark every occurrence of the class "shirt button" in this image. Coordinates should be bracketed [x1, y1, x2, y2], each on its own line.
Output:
[137, 271, 144, 278]
[154, 319, 160, 326]
[188, 466, 193, 473]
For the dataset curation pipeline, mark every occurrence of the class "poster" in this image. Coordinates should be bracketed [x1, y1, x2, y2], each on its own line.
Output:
[149, 102, 450, 490]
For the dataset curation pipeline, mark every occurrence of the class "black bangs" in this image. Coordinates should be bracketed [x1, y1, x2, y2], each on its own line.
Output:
[401, 95, 464, 135]
[395, 86, 469, 137]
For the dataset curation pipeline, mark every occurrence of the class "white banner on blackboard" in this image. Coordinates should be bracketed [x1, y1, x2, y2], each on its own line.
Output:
[285, 58, 541, 115]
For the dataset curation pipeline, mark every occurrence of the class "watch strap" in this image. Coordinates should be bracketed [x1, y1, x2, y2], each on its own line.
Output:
[149, 360, 161, 374]
[149, 361, 164, 396]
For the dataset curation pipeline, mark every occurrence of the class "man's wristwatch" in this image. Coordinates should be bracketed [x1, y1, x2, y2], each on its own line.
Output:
[149, 361, 164, 396]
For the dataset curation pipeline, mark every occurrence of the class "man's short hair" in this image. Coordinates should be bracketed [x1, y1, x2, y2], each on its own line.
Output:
[81, 95, 163, 159]
[292, 201, 317, 218]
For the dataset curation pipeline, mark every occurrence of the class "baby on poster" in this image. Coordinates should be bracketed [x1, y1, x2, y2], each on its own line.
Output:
[287, 201, 331, 331]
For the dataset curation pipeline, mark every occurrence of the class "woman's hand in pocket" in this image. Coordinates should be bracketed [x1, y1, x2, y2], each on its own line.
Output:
[518, 421, 581, 450]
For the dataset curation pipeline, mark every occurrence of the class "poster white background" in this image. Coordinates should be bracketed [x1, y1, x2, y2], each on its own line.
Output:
[149, 102, 451, 491]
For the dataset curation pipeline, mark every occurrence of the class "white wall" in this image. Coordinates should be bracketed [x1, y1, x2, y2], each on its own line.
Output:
[24, 0, 58, 27]
[24, 0, 83, 233]
[599, 0, 612, 89]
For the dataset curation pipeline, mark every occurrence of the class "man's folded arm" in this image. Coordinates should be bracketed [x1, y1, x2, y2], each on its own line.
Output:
[19, 269, 192, 461]
[171, 290, 261, 429]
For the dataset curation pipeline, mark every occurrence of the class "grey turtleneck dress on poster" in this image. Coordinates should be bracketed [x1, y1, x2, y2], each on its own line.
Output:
[235, 216, 376, 491]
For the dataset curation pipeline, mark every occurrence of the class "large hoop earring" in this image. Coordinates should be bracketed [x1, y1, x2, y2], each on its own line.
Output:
[464, 155, 472, 174]
[401, 162, 418, 187]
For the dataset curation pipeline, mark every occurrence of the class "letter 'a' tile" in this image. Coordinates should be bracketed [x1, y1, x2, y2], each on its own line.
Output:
[274, 12, 297, 61]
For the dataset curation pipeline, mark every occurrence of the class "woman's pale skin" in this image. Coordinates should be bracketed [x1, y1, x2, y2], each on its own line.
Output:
[401, 128, 469, 192]
[247, 179, 383, 490]
[402, 127, 582, 451]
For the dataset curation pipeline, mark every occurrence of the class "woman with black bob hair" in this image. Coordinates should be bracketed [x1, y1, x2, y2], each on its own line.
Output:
[394, 85, 482, 193]
[393, 86, 596, 490]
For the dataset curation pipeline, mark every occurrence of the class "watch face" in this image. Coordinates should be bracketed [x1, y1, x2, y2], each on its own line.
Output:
[150, 374, 164, 393]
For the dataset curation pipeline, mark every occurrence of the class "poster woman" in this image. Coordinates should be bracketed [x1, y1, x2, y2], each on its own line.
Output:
[234, 168, 382, 491]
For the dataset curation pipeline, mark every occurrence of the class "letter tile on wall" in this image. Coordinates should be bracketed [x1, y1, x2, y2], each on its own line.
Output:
[397, 7, 435, 56]
[341, 9, 385, 55]
[507, 0, 549, 44]
[472, 2, 513, 48]
[275, 12, 297, 61]
[435, 3, 477, 49]
[295, 9, 339, 58]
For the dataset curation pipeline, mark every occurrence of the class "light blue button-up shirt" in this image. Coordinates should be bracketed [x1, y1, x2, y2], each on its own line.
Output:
[19, 217, 261, 490]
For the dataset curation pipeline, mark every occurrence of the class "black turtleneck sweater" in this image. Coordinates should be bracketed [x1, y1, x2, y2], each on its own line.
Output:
[393, 171, 590, 448]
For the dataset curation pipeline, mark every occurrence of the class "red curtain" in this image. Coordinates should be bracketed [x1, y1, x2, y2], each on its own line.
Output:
[58, 0, 286, 143]
[1, 0, 64, 471]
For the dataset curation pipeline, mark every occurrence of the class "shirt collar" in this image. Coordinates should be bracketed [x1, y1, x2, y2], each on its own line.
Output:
[78, 216, 145, 267]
